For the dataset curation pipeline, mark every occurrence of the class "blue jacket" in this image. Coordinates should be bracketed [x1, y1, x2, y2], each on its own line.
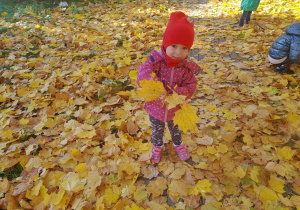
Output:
[268, 22, 300, 64]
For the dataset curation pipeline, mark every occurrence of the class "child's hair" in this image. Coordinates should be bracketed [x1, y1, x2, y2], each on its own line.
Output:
[162, 11, 194, 51]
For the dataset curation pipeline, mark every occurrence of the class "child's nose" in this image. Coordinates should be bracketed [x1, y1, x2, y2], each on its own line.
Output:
[175, 48, 183, 55]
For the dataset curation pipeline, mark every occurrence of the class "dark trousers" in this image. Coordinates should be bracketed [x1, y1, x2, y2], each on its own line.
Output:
[149, 116, 182, 147]
[239, 11, 252, 26]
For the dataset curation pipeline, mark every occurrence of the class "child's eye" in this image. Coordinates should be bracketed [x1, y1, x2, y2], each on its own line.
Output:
[172, 45, 177, 48]
[183, 47, 188, 50]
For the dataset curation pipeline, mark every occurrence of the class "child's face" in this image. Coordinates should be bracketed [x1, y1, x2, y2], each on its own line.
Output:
[166, 44, 189, 60]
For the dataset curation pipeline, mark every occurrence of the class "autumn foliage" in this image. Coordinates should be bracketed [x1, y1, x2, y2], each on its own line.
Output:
[0, 0, 300, 209]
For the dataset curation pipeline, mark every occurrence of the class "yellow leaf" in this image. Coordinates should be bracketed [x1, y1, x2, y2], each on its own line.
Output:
[287, 112, 300, 128]
[136, 79, 164, 102]
[124, 57, 131, 65]
[35, 24, 40, 29]
[269, 176, 285, 194]
[277, 146, 297, 160]
[173, 104, 199, 133]
[243, 134, 253, 146]
[189, 179, 212, 196]
[60, 172, 86, 192]
[222, 108, 237, 120]
[95, 197, 105, 210]
[133, 188, 148, 204]
[74, 163, 87, 173]
[2, 129, 13, 140]
[259, 187, 280, 208]
[4, 37, 10, 43]
[250, 166, 260, 183]
[74, 127, 96, 138]
[236, 166, 246, 178]
[241, 196, 253, 208]
[216, 143, 228, 153]
[26, 180, 43, 200]
[207, 146, 217, 154]
[1, 12, 8, 16]
[50, 189, 65, 205]
[74, 14, 82, 19]
[115, 108, 129, 119]
[129, 70, 137, 80]
[206, 105, 219, 113]
[165, 91, 186, 109]
[105, 186, 121, 203]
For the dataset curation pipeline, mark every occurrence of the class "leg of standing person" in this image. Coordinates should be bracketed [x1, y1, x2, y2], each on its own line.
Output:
[245, 11, 252, 24]
[167, 120, 189, 160]
[239, 10, 247, 27]
[149, 116, 165, 163]
[167, 120, 182, 146]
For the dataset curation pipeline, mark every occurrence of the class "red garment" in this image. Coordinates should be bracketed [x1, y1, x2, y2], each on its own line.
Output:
[161, 46, 182, 67]
[162, 11, 194, 51]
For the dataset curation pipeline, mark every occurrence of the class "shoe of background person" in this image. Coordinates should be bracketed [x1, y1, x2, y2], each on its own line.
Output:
[174, 144, 190, 161]
[274, 63, 294, 74]
[151, 146, 162, 163]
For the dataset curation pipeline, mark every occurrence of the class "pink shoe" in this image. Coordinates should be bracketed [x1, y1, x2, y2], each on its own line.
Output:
[151, 146, 162, 163]
[174, 144, 190, 161]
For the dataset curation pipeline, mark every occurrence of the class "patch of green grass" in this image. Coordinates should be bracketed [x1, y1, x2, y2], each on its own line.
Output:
[0, 162, 23, 181]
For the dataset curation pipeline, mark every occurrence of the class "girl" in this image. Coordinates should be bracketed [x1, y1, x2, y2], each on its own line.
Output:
[137, 11, 200, 163]
[238, 0, 260, 27]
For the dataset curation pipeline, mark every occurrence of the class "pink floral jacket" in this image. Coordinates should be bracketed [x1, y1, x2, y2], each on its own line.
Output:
[137, 49, 199, 122]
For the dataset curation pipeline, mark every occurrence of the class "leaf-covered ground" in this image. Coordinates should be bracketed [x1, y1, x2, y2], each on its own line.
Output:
[0, 0, 300, 209]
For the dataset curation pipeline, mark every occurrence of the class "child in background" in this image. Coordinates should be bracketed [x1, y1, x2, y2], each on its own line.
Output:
[268, 22, 300, 74]
[137, 11, 200, 163]
[238, 0, 260, 27]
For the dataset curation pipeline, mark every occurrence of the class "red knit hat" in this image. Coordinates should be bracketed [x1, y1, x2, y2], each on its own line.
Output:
[162, 11, 194, 51]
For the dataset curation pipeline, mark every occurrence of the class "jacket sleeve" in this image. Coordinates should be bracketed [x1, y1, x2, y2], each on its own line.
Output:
[174, 70, 197, 99]
[137, 54, 161, 87]
[268, 34, 291, 60]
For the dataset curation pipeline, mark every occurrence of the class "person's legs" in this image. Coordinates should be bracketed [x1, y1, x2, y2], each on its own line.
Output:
[149, 116, 165, 146]
[167, 120, 182, 146]
[245, 11, 252, 24]
[167, 120, 189, 160]
[239, 11, 248, 27]
[149, 116, 165, 163]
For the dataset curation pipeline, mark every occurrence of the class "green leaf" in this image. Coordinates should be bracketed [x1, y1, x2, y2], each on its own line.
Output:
[241, 178, 254, 188]
[269, 88, 281, 95]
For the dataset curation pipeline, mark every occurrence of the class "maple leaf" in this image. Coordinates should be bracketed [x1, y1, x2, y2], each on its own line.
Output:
[136, 79, 164, 102]
[277, 146, 297, 160]
[269, 176, 285, 194]
[258, 187, 280, 208]
[60, 172, 86, 193]
[133, 189, 148, 204]
[164, 91, 186, 109]
[173, 104, 199, 133]
[189, 179, 212, 196]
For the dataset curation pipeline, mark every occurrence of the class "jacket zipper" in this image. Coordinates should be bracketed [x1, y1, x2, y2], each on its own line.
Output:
[164, 67, 174, 122]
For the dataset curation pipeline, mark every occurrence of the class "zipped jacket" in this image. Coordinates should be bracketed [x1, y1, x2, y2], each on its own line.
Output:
[137, 49, 199, 122]
[241, 0, 260, 11]
[269, 22, 300, 64]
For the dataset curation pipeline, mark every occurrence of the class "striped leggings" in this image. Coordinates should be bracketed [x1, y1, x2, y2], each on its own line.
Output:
[149, 116, 182, 147]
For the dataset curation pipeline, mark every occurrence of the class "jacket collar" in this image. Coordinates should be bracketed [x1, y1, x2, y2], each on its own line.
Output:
[158, 48, 189, 67]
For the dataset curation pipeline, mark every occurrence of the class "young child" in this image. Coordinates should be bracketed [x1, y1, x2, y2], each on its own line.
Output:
[137, 11, 200, 163]
[268, 22, 300, 74]
[238, 0, 260, 27]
